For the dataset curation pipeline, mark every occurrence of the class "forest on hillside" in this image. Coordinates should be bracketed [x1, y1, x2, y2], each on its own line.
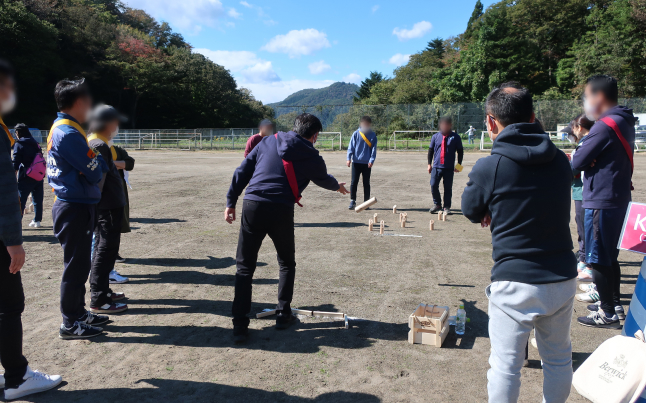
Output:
[0, 0, 273, 129]
[354, 0, 646, 105]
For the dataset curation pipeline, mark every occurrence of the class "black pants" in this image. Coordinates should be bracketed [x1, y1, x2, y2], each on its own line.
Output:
[52, 200, 96, 327]
[430, 167, 454, 209]
[591, 261, 621, 313]
[350, 163, 371, 202]
[574, 200, 585, 263]
[232, 200, 295, 327]
[18, 178, 44, 223]
[90, 207, 123, 307]
[0, 241, 28, 389]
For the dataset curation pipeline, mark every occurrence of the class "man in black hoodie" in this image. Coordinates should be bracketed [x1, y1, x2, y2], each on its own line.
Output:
[462, 82, 577, 403]
[225, 113, 348, 343]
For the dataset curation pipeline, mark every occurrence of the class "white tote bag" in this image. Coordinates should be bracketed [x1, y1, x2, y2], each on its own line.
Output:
[573, 335, 646, 403]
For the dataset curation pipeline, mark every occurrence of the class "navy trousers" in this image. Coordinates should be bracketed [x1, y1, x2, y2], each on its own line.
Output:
[52, 200, 96, 327]
[18, 178, 43, 223]
[90, 208, 123, 307]
[0, 241, 28, 389]
[430, 167, 454, 209]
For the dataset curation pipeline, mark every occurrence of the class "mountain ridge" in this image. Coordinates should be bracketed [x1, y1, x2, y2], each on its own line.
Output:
[268, 82, 359, 108]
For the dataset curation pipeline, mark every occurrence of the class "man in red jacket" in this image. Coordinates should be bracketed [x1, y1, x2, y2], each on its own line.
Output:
[244, 119, 273, 158]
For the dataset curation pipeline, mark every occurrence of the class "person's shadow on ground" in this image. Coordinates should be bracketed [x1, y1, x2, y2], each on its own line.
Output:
[23, 378, 381, 403]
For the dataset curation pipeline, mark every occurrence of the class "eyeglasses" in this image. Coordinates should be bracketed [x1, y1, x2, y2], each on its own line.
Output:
[483, 115, 496, 127]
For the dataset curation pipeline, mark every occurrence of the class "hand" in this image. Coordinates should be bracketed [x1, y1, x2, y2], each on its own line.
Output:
[224, 208, 236, 224]
[427, 164, 432, 174]
[454, 169, 459, 173]
[114, 160, 126, 170]
[7, 244, 25, 274]
[566, 153, 572, 162]
[346, 160, 351, 168]
[337, 182, 349, 195]
[481, 213, 492, 228]
[590, 159, 597, 168]
[368, 162, 373, 168]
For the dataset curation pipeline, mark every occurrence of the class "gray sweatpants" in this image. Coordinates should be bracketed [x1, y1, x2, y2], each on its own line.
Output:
[486, 279, 577, 403]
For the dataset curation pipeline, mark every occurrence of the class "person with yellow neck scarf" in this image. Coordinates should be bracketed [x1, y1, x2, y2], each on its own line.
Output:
[87, 105, 128, 316]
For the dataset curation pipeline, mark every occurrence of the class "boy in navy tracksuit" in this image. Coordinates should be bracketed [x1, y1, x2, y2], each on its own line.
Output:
[428, 116, 463, 215]
[346, 116, 377, 209]
[225, 113, 348, 343]
[571, 75, 635, 329]
[47, 78, 109, 339]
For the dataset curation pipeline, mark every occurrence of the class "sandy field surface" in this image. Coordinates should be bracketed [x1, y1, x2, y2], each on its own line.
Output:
[9, 150, 644, 402]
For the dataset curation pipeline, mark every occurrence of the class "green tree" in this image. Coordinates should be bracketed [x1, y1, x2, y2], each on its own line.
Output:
[464, 0, 484, 39]
[353, 71, 383, 102]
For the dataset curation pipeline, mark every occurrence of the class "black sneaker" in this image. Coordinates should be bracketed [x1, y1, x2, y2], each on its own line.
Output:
[115, 254, 127, 263]
[80, 311, 109, 327]
[233, 326, 248, 344]
[276, 314, 299, 330]
[59, 322, 104, 340]
[430, 205, 442, 214]
[577, 310, 621, 329]
[348, 200, 356, 210]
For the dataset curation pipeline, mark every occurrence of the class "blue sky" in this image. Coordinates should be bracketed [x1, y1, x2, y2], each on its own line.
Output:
[123, 0, 497, 103]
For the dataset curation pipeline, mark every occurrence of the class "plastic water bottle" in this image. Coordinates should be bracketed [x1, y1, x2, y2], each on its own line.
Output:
[456, 304, 466, 335]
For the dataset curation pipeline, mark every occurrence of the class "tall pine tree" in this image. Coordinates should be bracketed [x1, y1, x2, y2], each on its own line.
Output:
[354, 71, 384, 102]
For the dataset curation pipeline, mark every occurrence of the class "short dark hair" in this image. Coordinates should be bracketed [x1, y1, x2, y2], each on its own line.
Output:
[55, 78, 90, 110]
[439, 116, 452, 125]
[0, 59, 14, 82]
[485, 81, 533, 126]
[14, 123, 30, 139]
[360, 116, 372, 124]
[573, 113, 594, 131]
[293, 113, 322, 139]
[586, 74, 618, 103]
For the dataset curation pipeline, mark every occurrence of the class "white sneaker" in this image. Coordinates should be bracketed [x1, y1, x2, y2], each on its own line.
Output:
[579, 283, 596, 293]
[109, 270, 129, 284]
[3, 366, 62, 400]
[576, 290, 600, 303]
[0, 373, 4, 388]
[28, 220, 41, 228]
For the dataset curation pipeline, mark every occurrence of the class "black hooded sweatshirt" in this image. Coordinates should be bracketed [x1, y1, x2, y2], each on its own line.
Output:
[461, 122, 577, 284]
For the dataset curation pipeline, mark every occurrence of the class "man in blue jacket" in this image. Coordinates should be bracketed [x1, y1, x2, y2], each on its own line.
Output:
[462, 82, 577, 403]
[47, 78, 109, 339]
[225, 113, 348, 343]
[346, 116, 377, 209]
[428, 116, 463, 215]
[572, 75, 635, 329]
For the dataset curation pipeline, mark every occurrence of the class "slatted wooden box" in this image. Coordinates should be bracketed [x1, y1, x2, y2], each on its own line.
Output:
[408, 304, 449, 347]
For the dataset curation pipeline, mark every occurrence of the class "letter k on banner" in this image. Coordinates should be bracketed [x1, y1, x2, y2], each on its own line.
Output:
[618, 202, 646, 254]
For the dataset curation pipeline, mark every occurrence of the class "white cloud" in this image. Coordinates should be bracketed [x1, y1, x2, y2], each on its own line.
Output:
[389, 53, 411, 66]
[227, 7, 241, 18]
[237, 1, 276, 25]
[372, 5, 380, 13]
[343, 73, 362, 85]
[239, 1, 252, 7]
[393, 21, 432, 41]
[241, 61, 280, 83]
[308, 60, 331, 75]
[262, 29, 331, 58]
[123, 0, 235, 34]
[243, 80, 335, 104]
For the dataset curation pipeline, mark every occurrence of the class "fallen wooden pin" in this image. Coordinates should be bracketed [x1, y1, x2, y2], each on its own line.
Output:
[256, 309, 350, 328]
[377, 233, 422, 238]
[355, 197, 377, 212]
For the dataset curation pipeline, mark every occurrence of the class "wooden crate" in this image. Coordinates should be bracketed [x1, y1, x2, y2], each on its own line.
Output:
[408, 304, 449, 347]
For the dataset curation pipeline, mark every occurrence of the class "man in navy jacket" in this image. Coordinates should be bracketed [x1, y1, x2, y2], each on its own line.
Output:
[225, 113, 348, 343]
[572, 75, 635, 329]
[462, 82, 577, 403]
[346, 116, 377, 209]
[428, 116, 463, 215]
[48, 78, 109, 340]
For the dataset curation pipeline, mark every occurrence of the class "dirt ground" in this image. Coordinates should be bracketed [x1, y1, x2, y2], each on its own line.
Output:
[9, 150, 644, 403]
